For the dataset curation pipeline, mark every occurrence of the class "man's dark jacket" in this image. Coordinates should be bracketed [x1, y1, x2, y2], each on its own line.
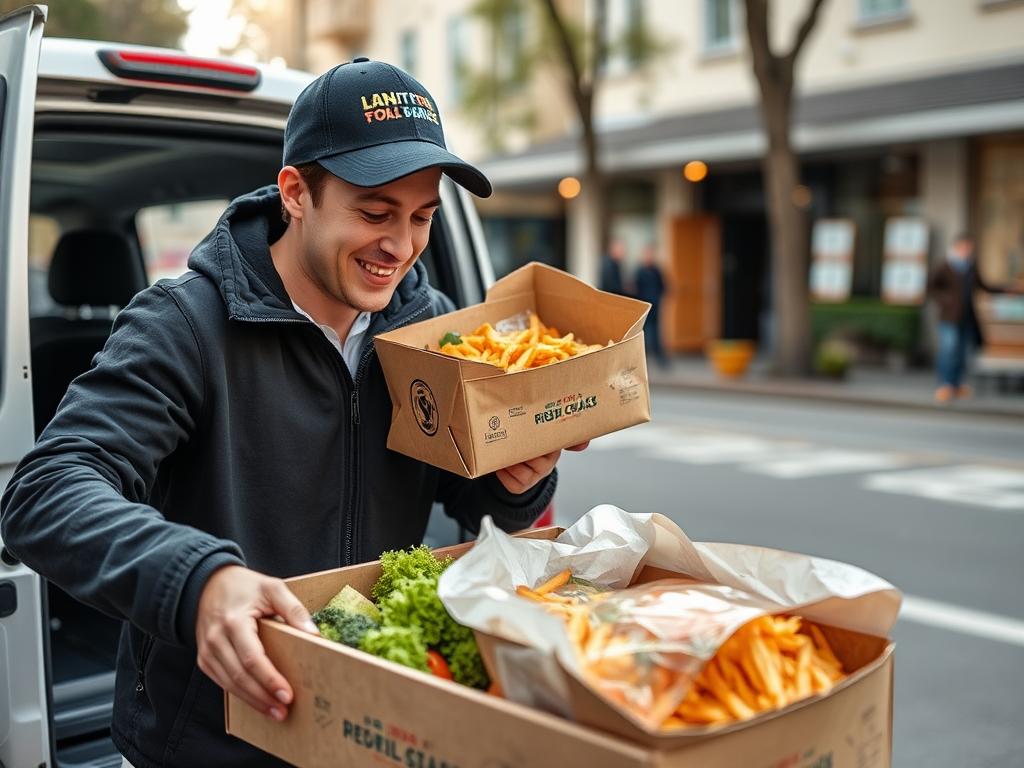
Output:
[0, 186, 555, 767]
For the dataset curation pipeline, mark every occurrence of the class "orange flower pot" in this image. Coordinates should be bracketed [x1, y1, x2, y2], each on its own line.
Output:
[707, 340, 756, 378]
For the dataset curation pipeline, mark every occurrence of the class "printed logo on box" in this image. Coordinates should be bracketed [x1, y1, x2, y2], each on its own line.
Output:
[484, 414, 507, 444]
[343, 714, 460, 768]
[534, 392, 598, 425]
[410, 379, 438, 436]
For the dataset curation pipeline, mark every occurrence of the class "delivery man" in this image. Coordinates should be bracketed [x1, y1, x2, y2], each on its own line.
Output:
[0, 59, 585, 767]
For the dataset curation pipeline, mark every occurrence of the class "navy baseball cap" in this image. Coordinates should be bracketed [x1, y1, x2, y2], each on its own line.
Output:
[283, 57, 492, 198]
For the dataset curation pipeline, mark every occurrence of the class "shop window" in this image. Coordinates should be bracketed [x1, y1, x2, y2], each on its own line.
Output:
[400, 29, 418, 76]
[704, 0, 740, 55]
[448, 16, 468, 104]
[858, 0, 910, 25]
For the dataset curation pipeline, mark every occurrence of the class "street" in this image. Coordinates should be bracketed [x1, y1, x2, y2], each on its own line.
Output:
[553, 389, 1024, 768]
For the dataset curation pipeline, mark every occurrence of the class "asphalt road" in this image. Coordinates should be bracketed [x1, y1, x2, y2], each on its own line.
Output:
[550, 389, 1024, 768]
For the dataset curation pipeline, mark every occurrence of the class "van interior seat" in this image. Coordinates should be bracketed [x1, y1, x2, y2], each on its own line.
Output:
[30, 229, 144, 436]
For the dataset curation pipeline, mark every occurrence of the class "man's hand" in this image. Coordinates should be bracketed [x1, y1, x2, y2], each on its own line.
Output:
[495, 441, 589, 495]
[195, 565, 319, 721]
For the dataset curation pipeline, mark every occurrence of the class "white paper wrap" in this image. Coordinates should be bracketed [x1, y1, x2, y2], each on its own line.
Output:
[437, 505, 901, 718]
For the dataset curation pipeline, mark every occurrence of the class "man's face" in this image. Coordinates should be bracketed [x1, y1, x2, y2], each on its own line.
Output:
[297, 167, 442, 313]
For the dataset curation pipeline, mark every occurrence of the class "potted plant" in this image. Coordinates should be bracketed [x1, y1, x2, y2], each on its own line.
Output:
[814, 339, 854, 379]
[707, 339, 756, 378]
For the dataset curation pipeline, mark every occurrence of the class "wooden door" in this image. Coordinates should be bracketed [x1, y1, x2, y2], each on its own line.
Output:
[665, 215, 721, 351]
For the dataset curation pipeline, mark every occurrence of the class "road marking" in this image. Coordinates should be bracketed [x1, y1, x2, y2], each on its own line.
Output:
[865, 464, 1024, 511]
[900, 595, 1024, 647]
[648, 433, 809, 465]
[744, 449, 908, 478]
[594, 425, 907, 477]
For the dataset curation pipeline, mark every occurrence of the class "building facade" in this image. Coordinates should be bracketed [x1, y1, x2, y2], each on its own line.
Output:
[245, 0, 1024, 360]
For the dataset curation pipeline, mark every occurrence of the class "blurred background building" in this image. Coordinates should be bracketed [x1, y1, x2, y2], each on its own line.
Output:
[223, 0, 1024, 365]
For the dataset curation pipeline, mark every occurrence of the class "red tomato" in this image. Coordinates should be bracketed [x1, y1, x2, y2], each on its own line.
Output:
[426, 650, 453, 680]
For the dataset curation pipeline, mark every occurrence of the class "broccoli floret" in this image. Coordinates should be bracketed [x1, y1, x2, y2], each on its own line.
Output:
[372, 545, 453, 602]
[359, 626, 429, 673]
[312, 606, 378, 648]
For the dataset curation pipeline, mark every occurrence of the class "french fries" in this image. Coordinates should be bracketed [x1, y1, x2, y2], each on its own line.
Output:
[669, 615, 845, 728]
[437, 313, 606, 371]
[512, 572, 847, 731]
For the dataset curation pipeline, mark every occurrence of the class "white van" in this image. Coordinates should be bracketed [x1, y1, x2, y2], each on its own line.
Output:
[0, 6, 499, 766]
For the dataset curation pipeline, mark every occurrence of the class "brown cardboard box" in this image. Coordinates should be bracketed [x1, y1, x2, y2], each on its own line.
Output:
[226, 531, 894, 768]
[374, 262, 652, 478]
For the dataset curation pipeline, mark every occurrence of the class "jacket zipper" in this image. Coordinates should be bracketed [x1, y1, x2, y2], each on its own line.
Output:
[238, 294, 434, 567]
[343, 297, 433, 564]
[136, 634, 155, 692]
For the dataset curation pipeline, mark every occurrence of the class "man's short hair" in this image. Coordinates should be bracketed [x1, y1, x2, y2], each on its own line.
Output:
[953, 232, 975, 244]
[281, 162, 331, 224]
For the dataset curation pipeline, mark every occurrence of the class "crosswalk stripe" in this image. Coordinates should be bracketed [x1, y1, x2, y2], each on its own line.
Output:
[900, 595, 1024, 647]
[865, 465, 1024, 511]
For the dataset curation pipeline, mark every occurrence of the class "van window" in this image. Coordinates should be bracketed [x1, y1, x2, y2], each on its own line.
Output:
[28, 214, 62, 317]
[137, 200, 228, 284]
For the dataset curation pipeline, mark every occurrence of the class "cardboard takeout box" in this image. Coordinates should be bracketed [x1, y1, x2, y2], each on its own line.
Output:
[374, 262, 652, 478]
[226, 530, 894, 768]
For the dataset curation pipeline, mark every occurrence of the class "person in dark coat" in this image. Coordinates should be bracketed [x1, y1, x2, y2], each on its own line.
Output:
[635, 244, 669, 369]
[927, 233, 1019, 402]
[599, 238, 627, 295]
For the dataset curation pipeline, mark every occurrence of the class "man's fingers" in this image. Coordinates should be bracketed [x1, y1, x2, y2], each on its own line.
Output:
[566, 440, 590, 452]
[502, 462, 534, 487]
[496, 467, 526, 494]
[265, 579, 319, 634]
[198, 653, 278, 719]
[524, 450, 559, 475]
[224, 616, 294, 707]
[205, 636, 283, 719]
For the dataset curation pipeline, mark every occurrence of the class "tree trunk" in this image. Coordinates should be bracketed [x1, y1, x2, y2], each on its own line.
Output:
[760, 91, 810, 375]
[745, 0, 826, 376]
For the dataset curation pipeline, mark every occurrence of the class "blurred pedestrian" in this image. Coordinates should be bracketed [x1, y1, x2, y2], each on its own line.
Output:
[600, 238, 627, 295]
[635, 243, 669, 370]
[927, 233, 1019, 403]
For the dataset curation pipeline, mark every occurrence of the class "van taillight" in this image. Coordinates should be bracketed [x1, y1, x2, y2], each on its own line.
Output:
[97, 50, 261, 92]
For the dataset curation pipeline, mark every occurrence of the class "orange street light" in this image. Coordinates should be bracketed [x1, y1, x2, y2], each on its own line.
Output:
[683, 160, 708, 183]
[558, 176, 582, 199]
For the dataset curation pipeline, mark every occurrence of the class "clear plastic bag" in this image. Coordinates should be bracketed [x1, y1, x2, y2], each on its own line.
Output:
[563, 579, 769, 727]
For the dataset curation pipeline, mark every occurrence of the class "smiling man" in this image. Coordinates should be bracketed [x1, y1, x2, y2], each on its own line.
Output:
[0, 59, 579, 768]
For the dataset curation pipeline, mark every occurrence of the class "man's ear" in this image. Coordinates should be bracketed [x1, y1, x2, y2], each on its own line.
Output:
[278, 166, 307, 222]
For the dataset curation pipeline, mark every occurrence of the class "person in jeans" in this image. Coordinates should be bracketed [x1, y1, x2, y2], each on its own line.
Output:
[927, 233, 1019, 403]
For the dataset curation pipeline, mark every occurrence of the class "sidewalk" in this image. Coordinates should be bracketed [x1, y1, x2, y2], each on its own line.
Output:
[647, 355, 1024, 419]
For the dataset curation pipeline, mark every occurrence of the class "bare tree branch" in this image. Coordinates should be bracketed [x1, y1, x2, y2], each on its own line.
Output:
[539, 0, 591, 121]
[744, 0, 775, 95]
[787, 0, 827, 63]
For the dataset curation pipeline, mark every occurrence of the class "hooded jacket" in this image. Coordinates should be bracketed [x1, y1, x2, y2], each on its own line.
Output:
[1, 186, 555, 767]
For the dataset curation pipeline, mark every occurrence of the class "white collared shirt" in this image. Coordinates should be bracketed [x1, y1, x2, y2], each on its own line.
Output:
[292, 301, 372, 376]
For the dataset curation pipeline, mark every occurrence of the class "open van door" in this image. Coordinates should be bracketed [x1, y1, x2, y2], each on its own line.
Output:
[0, 5, 50, 768]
